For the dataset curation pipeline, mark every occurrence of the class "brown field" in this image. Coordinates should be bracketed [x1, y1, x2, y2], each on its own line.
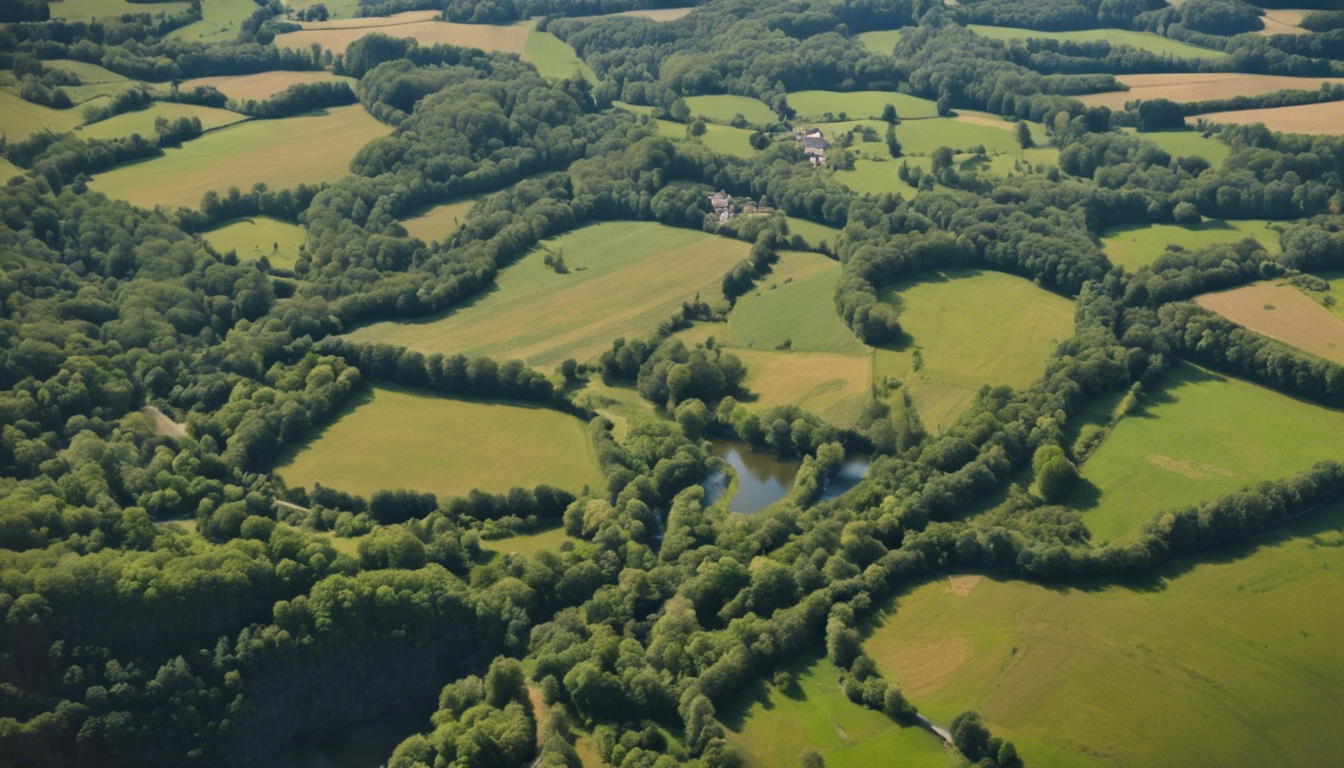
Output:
[1195, 281, 1344, 365]
[1258, 8, 1311, 35]
[1076, 73, 1344, 110]
[1194, 100, 1344, 135]
[617, 7, 694, 20]
[951, 110, 1016, 132]
[180, 71, 357, 103]
[732, 348, 873, 429]
[277, 13, 530, 54]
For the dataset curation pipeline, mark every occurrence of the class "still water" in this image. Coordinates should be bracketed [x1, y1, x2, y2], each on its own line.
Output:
[702, 439, 870, 514]
[254, 697, 436, 768]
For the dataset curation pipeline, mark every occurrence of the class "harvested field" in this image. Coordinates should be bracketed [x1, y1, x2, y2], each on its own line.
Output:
[1258, 8, 1312, 35]
[78, 103, 247, 141]
[1195, 281, 1344, 365]
[180, 71, 357, 103]
[1194, 100, 1344, 135]
[276, 13, 529, 54]
[89, 105, 390, 209]
[1076, 73, 1344, 110]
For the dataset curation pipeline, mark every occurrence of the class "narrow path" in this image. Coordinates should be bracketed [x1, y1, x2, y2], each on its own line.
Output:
[916, 713, 953, 745]
[275, 500, 310, 513]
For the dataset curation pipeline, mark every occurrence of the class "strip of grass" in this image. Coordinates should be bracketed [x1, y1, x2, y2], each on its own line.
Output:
[655, 120, 757, 158]
[524, 26, 597, 81]
[78, 102, 247, 141]
[0, 89, 85, 141]
[683, 95, 777, 125]
[968, 23, 1226, 59]
[50, 0, 189, 20]
[790, 91, 939, 121]
[1100, 219, 1282, 271]
[783, 216, 842, 251]
[201, 216, 307, 267]
[722, 651, 947, 768]
[345, 221, 751, 367]
[1073, 360, 1344, 543]
[180, 71, 357, 103]
[275, 386, 606, 499]
[43, 59, 128, 84]
[399, 196, 482, 243]
[866, 498, 1344, 768]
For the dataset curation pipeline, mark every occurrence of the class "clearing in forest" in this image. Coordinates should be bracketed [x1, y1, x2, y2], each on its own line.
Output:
[1076, 73, 1344, 110]
[50, 0, 189, 19]
[167, 0, 259, 44]
[1129, 128, 1230, 166]
[202, 216, 307, 268]
[783, 216, 842, 251]
[523, 27, 596, 81]
[78, 102, 247, 141]
[656, 120, 757, 158]
[1195, 281, 1344, 365]
[865, 499, 1344, 768]
[399, 196, 482, 243]
[344, 221, 752, 367]
[1100, 219, 1281, 271]
[88, 104, 390, 209]
[788, 90, 939, 121]
[274, 386, 605, 499]
[722, 651, 947, 768]
[479, 524, 581, 561]
[180, 71, 358, 103]
[275, 12, 530, 55]
[0, 89, 85, 141]
[683, 95, 777, 125]
[1194, 100, 1344, 136]
[856, 28, 903, 53]
[835, 157, 926, 196]
[874, 270, 1075, 433]
[968, 24, 1226, 58]
[1072, 360, 1344, 543]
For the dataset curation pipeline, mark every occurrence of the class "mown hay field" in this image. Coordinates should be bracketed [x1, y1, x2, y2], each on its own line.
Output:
[523, 28, 596, 81]
[1073, 361, 1344, 543]
[789, 90, 939, 121]
[1076, 73, 1344, 110]
[1195, 100, 1344, 136]
[1132, 129, 1231, 166]
[181, 70, 357, 102]
[202, 216, 308, 267]
[275, 386, 606, 499]
[683, 94, 777, 125]
[1195, 281, 1344, 365]
[1100, 219, 1281, 271]
[968, 23, 1226, 58]
[345, 221, 752, 367]
[0, 89, 85, 141]
[722, 651, 947, 768]
[51, 0, 188, 19]
[275, 13, 530, 54]
[167, 0, 259, 44]
[78, 102, 247, 141]
[725, 251, 865, 355]
[480, 524, 580, 561]
[865, 499, 1344, 768]
[89, 104, 389, 209]
[399, 196, 482, 243]
[875, 270, 1075, 433]
[733, 349, 872, 429]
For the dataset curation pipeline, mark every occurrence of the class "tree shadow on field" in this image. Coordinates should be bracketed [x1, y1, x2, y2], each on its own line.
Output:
[272, 385, 376, 467]
[346, 279, 505, 333]
[716, 675, 776, 731]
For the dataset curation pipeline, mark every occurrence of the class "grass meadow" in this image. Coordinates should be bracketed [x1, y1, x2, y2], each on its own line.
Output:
[1076, 73, 1344, 111]
[823, 117, 1048, 159]
[345, 221, 751, 367]
[1132, 129, 1231, 166]
[1194, 101, 1344, 136]
[865, 499, 1344, 768]
[523, 27, 596, 81]
[733, 349, 873, 429]
[835, 157, 925, 196]
[1072, 361, 1344, 543]
[276, 13, 530, 55]
[789, 90, 939, 121]
[783, 216, 842, 250]
[275, 386, 606, 499]
[968, 24, 1226, 59]
[50, 0, 189, 19]
[202, 216, 307, 267]
[874, 270, 1075, 433]
[1195, 281, 1344, 365]
[78, 102, 247, 141]
[399, 196, 482, 243]
[0, 88, 85, 140]
[44, 59, 128, 84]
[0, 157, 21, 183]
[726, 251, 864, 355]
[856, 28, 903, 54]
[167, 0, 258, 44]
[286, 0, 363, 19]
[89, 104, 389, 208]
[479, 524, 580, 560]
[1100, 219, 1281, 271]
[656, 120, 757, 158]
[683, 95, 777, 125]
[181, 71, 358, 103]
[722, 651, 949, 768]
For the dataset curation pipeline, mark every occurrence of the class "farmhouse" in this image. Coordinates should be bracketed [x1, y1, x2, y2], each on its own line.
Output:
[708, 190, 776, 222]
[797, 127, 828, 165]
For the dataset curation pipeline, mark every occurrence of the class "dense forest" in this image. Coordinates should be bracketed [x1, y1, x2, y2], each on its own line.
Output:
[3, 0, 1344, 766]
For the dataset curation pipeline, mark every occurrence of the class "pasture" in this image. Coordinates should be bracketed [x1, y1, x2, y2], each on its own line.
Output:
[88, 104, 389, 209]
[480, 525, 579, 560]
[789, 90, 939, 121]
[167, 0, 258, 44]
[1133, 129, 1230, 166]
[967, 24, 1225, 59]
[825, 116, 1048, 158]
[275, 13, 530, 55]
[1072, 361, 1344, 543]
[523, 29, 596, 81]
[0, 89, 84, 141]
[344, 221, 752, 367]
[286, 0, 362, 19]
[181, 71, 357, 103]
[1305, 270, 1344, 323]
[835, 157, 925, 197]
[1194, 100, 1344, 136]
[399, 196, 481, 243]
[202, 216, 307, 267]
[726, 251, 865, 355]
[783, 216, 842, 250]
[722, 651, 947, 768]
[857, 28, 903, 54]
[874, 270, 1075, 433]
[1195, 281, 1344, 365]
[732, 349, 872, 429]
[1100, 219, 1281, 271]
[656, 120, 757, 158]
[78, 102, 247, 141]
[274, 386, 606, 499]
[683, 95, 777, 125]
[1076, 73, 1344, 110]
[865, 499, 1344, 768]
[0, 157, 20, 183]
[50, 0, 189, 19]
[44, 59, 128, 85]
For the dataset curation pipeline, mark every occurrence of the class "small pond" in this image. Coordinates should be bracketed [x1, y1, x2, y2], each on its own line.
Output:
[253, 696, 436, 768]
[703, 438, 870, 514]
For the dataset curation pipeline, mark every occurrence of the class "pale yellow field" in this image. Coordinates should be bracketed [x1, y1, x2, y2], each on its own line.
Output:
[276, 13, 530, 54]
[1258, 8, 1312, 35]
[399, 197, 481, 243]
[180, 71, 357, 103]
[733, 348, 872, 429]
[1195, 281, 1344, 365]
[617, 7, 694, 20]
[0, 89, 84, 141]
[1077, 73, 1344, 110]
[89, 105, 390, 209]
[1195, 100, 1344, 135]
[78, 102, 247, 141]
[44, 59, 128, 85]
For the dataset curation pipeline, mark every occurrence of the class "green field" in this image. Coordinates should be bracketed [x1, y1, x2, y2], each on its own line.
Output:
[180, 71, 357, 103]
[967, 24, 1226, 59]
[523, 27, 596, 81]
[0, 89, 84, 141]
[275, 386, 606, 499]
[1133, 129, 1231, 166]
[44, 59, 129, 85]
[783, 216, 842, 250]
[1305, 270, 1344, 323]
[345, 221, 752, 367]
[399, 196, 481, 243]
[875, 270, 1075, 433]
[1071, 360, 1344, 543]
[0, 157, 21, 183]
[79, 102, 247, 141]
[789, 91, 939, 122]
[823, 117, 1044, 159]
[866, 499, 1344, 768]
[50, 0, 189, 20]
[857, 28, 903, 54]
[201, 216, 307, 267]
[1100, 219, 1282, 271]
[683, 95, 777, 126]
[734, 349, 873, 428]
[726, 251, 865, 355]
[835, 157, 925, 197]
[480, 524, 580, 560]
[723, 651, 949, 768]
[168, 0, 258, 43]
[656, 120, 757, 158]
[89, 105, 390, 209]
[286, 0, 363, 19]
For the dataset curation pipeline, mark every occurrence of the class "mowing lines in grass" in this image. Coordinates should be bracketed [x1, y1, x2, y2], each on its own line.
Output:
[1195, 281, 1344, 365]
[867, 499, 1344, 768]
[1073, 360, 1344, 543]
[345, 221, 751, 367]
[1100, 219, 1281, 271]
[275, 386, 606, 499]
